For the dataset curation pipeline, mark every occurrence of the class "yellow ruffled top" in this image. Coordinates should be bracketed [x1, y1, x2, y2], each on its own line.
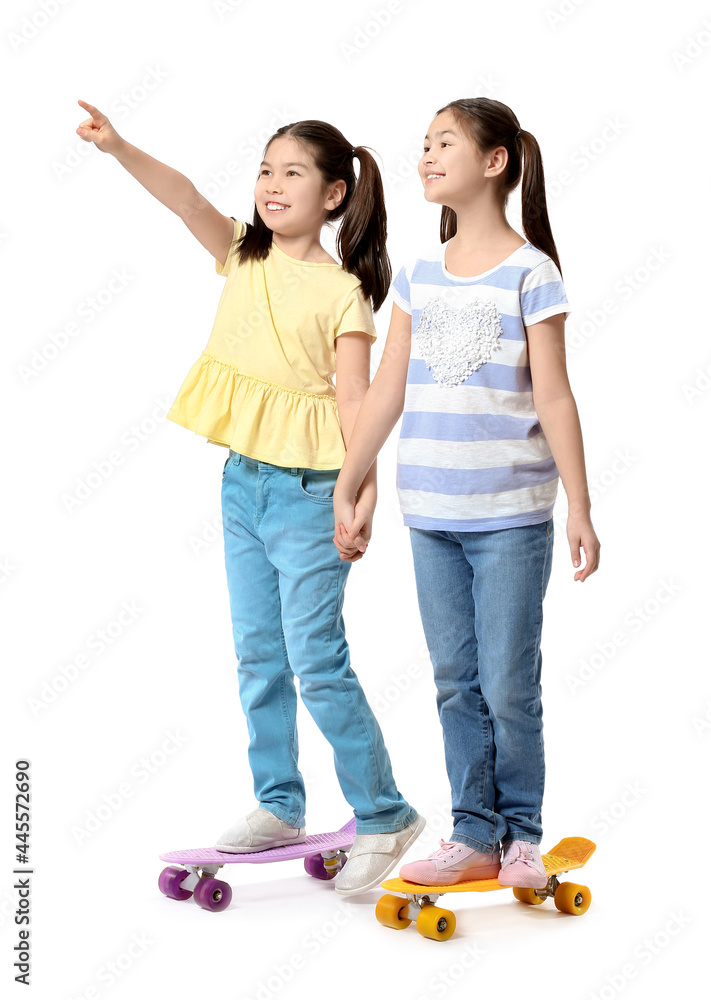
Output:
[167, 218, 377, 470]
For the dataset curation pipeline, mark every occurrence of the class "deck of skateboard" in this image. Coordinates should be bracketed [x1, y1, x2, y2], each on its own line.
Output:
[377, 836, 596, 940]
[159, 816, 356, 911]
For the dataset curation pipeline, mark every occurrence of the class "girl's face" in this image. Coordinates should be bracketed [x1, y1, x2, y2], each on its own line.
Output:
[255, 137, 345, 235]
[418, 110, 491, 209]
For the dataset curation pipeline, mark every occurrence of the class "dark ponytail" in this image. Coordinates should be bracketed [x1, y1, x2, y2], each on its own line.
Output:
[230, 121, 391, 311]
[337, 144, 390, 312]
[435, 98, 563, 277]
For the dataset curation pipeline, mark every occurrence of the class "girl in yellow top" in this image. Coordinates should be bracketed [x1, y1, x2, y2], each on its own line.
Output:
[76, 100, 423, 895]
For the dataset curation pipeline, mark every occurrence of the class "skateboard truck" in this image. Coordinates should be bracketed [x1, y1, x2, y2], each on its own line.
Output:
[535, 872, 583, 905]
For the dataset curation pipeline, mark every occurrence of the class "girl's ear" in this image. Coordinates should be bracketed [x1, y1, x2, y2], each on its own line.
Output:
[326, 178, 347, 211]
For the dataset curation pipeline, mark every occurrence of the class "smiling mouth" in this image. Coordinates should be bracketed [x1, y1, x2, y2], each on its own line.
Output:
[266, 202, 290, 212]
[425, 173, 445, 183]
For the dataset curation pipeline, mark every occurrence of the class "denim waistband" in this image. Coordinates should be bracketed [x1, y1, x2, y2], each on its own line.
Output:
[229, 449, 340, 477]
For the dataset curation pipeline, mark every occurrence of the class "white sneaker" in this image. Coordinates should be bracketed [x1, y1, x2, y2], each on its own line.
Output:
[215, 807, 305, 854]
[333, 814, 426, 895]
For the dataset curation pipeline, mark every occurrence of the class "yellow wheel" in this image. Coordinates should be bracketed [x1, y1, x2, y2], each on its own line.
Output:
[513, 887, 545, 905]
[554, 882, 591, 915]
[416, 904, 456, 941]
[375, 894, 412, 929]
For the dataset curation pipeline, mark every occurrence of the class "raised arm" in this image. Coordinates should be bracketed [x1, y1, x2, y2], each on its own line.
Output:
[332, 302, 412, 557]
[75, 99, 235, 265]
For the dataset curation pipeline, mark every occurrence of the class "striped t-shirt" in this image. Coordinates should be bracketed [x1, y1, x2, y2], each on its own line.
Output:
[390, 239, 572, 531]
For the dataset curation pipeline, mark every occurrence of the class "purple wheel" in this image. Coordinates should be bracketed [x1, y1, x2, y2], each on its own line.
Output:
[304, 850, 347, 881]
[193, 877, 232, 912]
[158, 866, 192, 900]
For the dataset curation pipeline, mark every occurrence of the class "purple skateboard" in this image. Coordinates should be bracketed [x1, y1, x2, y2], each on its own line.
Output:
[158, 817, 357, 911]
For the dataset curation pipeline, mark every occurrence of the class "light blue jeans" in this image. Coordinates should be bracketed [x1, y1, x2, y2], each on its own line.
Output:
[221, 450, 417, 835]
[409, 520, 554, 853]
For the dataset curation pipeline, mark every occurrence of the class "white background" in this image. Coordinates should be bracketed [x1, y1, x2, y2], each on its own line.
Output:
[3, 0, 709, 997]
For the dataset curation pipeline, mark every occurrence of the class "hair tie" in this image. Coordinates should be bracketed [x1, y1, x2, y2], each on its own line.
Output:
[516, 130, 522, 140]
[351, 147, 357, 155]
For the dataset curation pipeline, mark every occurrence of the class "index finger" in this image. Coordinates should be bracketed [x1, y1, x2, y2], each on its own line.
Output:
[77, 99, 106, 123]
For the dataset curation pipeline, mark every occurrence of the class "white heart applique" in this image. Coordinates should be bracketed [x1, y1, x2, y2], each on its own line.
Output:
[414, 295, 504, 387]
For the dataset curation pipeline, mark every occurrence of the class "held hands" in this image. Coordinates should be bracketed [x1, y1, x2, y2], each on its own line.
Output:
[332, 480, 376, 562]
[567, 510, 601, 582]
[75, 100, 124, 155]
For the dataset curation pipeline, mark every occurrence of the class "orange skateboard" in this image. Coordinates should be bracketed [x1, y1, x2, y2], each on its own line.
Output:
[376, 836, 596, 941]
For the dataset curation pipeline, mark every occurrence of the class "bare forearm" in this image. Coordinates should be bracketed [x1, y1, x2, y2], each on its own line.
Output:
[536, 394, 591, 514]
[111, 139, 203, 218]
[336, 380, 404, 496]
[336, 397, 377, 495]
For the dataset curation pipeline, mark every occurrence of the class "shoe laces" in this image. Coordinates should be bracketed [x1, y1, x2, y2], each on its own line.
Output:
[430, 839, 464, 862]
[507, 841, 538, 868]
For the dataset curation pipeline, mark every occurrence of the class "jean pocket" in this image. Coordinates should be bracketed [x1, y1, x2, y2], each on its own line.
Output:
[222, 450, 241, 480]
[298, 467, 338, 504]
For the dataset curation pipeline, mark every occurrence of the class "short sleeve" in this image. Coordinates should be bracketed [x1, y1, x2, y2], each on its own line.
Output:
[390, 262, 412, 315]
[520, 257, 572, 326]
[215, 217, 247, 276]
[333, 284, 377, 343]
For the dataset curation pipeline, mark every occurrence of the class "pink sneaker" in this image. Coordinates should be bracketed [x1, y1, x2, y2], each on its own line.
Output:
[399, 839, 501, 885]
[498, 840, 547, 889]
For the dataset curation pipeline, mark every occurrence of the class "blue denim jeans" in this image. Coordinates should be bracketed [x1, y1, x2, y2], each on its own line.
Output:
[221, 450, 417, 835]
[409, 520, 554, 853]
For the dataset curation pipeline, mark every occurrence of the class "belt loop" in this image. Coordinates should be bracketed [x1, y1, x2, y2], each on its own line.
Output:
[290, 466, 300, 476]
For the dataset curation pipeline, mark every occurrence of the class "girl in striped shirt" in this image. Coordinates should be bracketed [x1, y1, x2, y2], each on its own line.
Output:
[333, 97, 600, 890]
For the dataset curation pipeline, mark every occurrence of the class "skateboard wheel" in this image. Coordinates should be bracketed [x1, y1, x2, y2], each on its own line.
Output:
[375, 894, 412, 930]
[416, 905, 456, 942]
[513, 887, 545, 906]
[158, 866, 193, 901]
[554, 882, 591, 915]
[304, 852, 345, 880]
[193, 877, 232, 912]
